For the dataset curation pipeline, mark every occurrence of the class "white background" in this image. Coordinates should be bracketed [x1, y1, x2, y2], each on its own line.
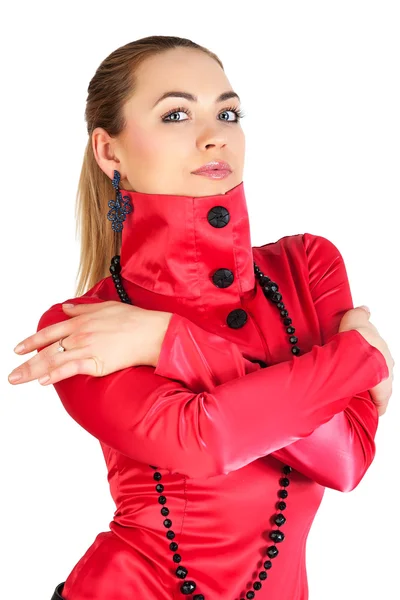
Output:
[1, 1, 399, 598]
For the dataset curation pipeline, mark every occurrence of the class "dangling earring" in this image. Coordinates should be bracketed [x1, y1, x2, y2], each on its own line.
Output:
[107, 169, 133, 232]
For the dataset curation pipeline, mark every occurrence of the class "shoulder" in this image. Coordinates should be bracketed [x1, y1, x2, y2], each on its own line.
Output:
[36, 276, 114, 331]
[253, 231, 344, 266]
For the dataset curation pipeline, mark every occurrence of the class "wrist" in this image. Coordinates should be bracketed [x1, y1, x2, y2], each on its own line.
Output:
[150, 311, 174, 367]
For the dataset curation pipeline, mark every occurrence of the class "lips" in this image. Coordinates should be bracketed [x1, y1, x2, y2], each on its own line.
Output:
[192, 160, 232, 173]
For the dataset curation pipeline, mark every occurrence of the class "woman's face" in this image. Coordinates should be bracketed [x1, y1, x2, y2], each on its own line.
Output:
[92, 47, 245, 197]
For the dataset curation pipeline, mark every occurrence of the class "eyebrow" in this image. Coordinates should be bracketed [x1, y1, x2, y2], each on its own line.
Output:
[152, 90, 241, 108]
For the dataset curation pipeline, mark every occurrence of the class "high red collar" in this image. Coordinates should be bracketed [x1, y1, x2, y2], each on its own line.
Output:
[118, 181, 256, 304]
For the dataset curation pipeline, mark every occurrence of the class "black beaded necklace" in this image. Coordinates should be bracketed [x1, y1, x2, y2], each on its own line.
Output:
[109, 251, 301, 600]
[106, 170, 301, 598]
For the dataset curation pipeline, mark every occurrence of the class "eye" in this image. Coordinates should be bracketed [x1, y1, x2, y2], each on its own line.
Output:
[162, 107, 191, 122]
[161, 105, 246, 123]
[219, 106, 246, 122]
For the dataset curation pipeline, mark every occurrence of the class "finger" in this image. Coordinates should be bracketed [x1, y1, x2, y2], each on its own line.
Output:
[370, 381, 392, 416]
[40, 357, 102, 385]
[13, 313, 88, 355]
[62, 300, 113, 313]
[340, 307, 372, 329]
[9, 344, 89, 384]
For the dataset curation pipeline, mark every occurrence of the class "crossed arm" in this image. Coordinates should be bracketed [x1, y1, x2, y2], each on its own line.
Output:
[34, 233, 388, 486]
[152, 233, 383, 491]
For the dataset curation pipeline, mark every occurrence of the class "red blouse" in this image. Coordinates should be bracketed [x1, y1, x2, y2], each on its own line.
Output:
[37, 181, 388, 600]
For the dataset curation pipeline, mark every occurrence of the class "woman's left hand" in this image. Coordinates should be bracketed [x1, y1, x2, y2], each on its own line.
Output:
[8, 301, 173, 386]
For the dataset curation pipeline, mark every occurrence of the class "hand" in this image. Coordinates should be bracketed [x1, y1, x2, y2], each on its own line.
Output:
[8, 301, 173, 386]
[338, 306, 395, 416]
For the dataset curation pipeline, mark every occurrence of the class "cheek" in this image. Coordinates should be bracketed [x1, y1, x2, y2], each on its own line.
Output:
[132, 128, 189, 173]
[126, 124, 182, 164]
[125, 126, 154, 162]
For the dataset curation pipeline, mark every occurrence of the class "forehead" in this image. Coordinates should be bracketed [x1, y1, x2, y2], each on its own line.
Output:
[132, 48, 231, 104]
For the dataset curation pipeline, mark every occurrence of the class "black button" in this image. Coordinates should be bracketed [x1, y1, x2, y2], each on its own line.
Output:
[212, 268, 234, 288]
[226, 308, 248, 329]
[207, 206, 230, 228]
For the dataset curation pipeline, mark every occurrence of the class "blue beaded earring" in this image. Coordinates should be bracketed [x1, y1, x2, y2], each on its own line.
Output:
[107, 170, 133, 232]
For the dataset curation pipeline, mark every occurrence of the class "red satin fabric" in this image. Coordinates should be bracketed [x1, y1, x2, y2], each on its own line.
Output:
[37, 181, 388, 599]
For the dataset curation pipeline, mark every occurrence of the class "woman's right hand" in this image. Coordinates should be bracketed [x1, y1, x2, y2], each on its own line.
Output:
[338, 306, 394, 416]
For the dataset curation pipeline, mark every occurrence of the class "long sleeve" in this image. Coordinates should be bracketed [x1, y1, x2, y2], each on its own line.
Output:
[153, 233, 384, 490]
[36, 294, 388, 480]
[273, 232, 382, 491]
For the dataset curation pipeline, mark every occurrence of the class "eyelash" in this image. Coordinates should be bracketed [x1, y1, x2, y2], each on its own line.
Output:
[161, 105, 246, 123]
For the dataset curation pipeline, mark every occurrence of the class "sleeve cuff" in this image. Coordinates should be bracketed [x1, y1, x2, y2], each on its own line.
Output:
[346, 328, 389, 382]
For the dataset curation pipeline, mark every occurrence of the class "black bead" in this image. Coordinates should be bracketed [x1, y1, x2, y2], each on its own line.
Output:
[254, 359, 268, 369]
[270, 292, 282, 303]
[262, 285, 272, 298]
[153, 472, 162, 481]
[283, 317, 292, 325]
[263, 560, 272, 570]
[161, 507, 169, 516]
[267, 545, 279, 558]
[259, 571, 267, 580]
[180, 580, 196, 594]
[158, 495, 167, 504]
[173, 553, 181, 562]
[289, 336, 298, 344]
[280, 309, 289, 317]
[280, 477, 290, 487]
[246, 591, 255, 598]
[278, 489, 288, 499]
[170, 542, 178, 551]
[286, 326, 295, 334]
[167, 530, 175, 539]
[274, 513, 286, 526]
[176, 566, 188, 579]
[111, 255, 120, 265]
[291, 346, 300, 355]
[193, 596, 205, 600]
[212, 268, 234, 288]
[163, 519, 172, 528]
[109, 262, 121, 275]
[283, 465, 293, 474]
[226, 308, 248, 329]
[259, 274, 270, 286]
[253, 581, 262, 590]
[207, 206, 230, 228]
[277, 501, 287, 511]
[156, 483, 164, 493]
[269, 530, 285, 543]
[263, 287, 276, 301]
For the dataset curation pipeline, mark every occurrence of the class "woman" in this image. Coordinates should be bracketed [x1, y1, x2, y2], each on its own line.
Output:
[8, 36, 393, 600]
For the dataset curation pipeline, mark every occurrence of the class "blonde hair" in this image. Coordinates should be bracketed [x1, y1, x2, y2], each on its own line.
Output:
[74, 35, 224, 297]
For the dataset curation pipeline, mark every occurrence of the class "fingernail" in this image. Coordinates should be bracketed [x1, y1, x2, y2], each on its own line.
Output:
[38, 375, 50, 384]
[360, 305, 371, 314]
[62, 303, 75, 309]
[9, 372, 22, 382]
[14, 343, 25, 353]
